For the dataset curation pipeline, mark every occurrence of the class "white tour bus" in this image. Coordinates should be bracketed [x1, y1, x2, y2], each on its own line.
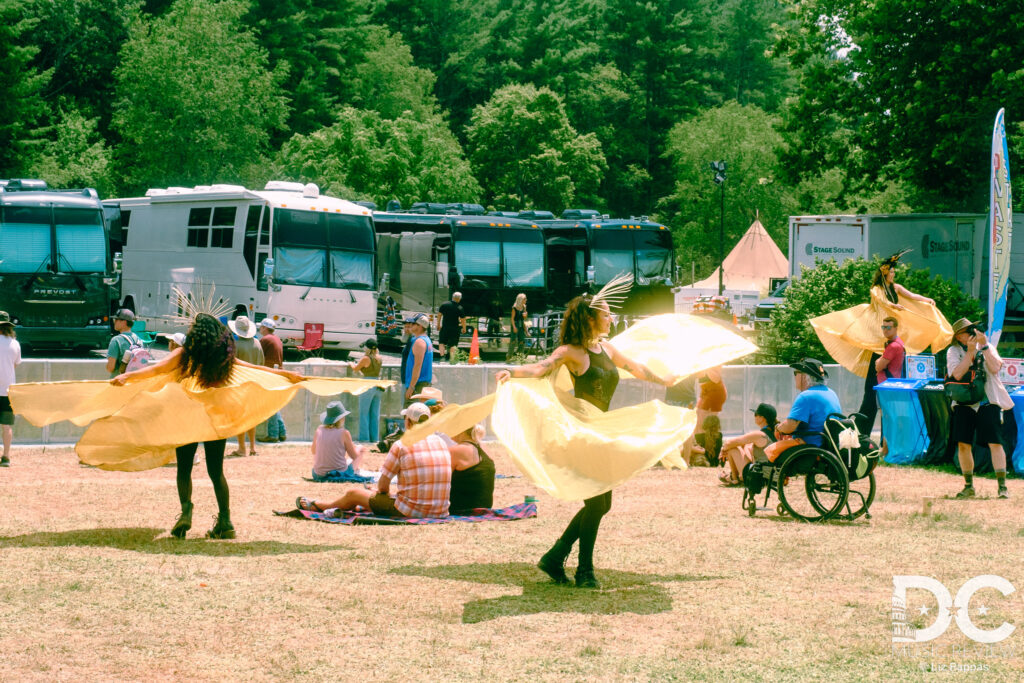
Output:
[108, 182, 376, 352]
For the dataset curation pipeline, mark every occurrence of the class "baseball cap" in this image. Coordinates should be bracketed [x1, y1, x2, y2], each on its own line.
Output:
[258, 318, 276, 330]
[789, 358, 827, 381]
[403, 315, 419, 324]
[411, 314, 430, 328]
[115, 309, 135, 322]
[400, 402, 431, 424]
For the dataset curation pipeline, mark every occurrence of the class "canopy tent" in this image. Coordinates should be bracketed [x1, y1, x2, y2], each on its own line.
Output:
[690, 214, 788, 293]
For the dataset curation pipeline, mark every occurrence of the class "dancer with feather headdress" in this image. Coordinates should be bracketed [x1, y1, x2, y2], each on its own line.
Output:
[10, 283, 391, 539]
[494, 274, 682, 589]
[809, 250, 953, 433]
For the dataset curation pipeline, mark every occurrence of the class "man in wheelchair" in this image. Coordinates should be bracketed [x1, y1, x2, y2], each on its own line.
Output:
[742, 358, 879, 521]
[764, 358, 842, 461]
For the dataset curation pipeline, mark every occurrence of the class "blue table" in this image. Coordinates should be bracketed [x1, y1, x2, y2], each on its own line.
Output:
[876, 378, 930, 464]
[1011, 386, 1024, 473]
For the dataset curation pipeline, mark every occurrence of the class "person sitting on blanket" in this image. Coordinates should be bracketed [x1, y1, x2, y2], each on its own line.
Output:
[311, 401, 367, 482]
[297, 402, 452, 518]
[448, 423, 495, 514]
[764, 358, 841, 462]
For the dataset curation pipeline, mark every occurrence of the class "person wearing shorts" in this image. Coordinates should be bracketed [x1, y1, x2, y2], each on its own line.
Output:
[947, 318, 1014, 499]
[0, 312, 21, 466]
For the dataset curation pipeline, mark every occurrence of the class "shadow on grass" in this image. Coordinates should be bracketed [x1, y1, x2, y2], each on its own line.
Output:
[391, 562, 721, 623]
[0, 527, 349, 557]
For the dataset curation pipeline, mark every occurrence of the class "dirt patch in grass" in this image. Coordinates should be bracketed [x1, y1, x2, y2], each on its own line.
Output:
[1, 446, 1023, 680]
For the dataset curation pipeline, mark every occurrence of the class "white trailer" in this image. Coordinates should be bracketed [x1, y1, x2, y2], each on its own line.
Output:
[788, 214, 989, 298]
[108, 182, 377, 352]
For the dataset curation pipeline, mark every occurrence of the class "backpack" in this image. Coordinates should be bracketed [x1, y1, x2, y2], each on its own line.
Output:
[118, 332, 153, 373]
[944, 353, 986, 404]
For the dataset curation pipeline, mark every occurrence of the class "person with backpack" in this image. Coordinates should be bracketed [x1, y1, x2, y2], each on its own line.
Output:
[106, 309, 149, 377]
[947, 318, 1014, 500]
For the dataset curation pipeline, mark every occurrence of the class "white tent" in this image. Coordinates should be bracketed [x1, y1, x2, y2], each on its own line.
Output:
[691, 214, 788, 293]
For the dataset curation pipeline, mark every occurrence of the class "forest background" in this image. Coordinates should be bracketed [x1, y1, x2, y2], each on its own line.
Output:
[1, 0, 1022, 282]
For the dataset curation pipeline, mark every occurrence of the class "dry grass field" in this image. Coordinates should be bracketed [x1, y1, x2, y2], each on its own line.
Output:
[1, 442, 1023, 681]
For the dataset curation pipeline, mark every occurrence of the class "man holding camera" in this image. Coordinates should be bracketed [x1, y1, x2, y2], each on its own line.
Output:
[947, 318, 1014, 499]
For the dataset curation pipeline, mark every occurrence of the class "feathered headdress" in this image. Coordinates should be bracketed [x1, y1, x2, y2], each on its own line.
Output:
[881, 248, 912, 269]
[168, 280, 233, 327]
[586, 272, 633, 311]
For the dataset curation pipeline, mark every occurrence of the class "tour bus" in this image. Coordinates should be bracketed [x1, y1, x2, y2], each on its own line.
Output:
[537, 210, 676, 316]
[0, 179, 120, 350]
[108, 182, 376, 353]
[373, 205, 548, 345]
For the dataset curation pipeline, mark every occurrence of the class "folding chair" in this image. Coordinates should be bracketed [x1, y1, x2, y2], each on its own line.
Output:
[296, 322, 324, 358]
[132, 319, 156, 345]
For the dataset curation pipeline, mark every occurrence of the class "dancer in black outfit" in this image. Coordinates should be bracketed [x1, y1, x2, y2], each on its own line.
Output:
[497, 283, 676, 588]
[113, 313, 302, 539]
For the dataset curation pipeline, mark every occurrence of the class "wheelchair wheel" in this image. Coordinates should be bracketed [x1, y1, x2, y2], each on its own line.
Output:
[746, 497, 756, 516]
[839, 471, 876, 520]
[778, 448, 849, 522]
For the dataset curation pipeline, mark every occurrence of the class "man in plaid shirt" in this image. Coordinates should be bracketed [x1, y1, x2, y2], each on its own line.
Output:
[295, 403, 452, 518]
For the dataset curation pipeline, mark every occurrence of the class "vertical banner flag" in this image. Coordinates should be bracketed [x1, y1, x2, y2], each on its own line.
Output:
[989, 108, 1012, 345]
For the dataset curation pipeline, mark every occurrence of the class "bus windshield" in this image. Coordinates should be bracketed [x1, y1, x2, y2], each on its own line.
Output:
[591, 230, 672, 284]
[634, 230, 673, 284]
[0, 206, 106, 274]
[272, 209, 374, 289]
[454, 227, 544, 288]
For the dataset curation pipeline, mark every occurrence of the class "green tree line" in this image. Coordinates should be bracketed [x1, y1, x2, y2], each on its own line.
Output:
[2, 0, 1021, 281]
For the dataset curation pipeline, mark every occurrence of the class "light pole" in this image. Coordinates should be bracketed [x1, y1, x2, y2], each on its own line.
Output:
[710, 161, 727, 295]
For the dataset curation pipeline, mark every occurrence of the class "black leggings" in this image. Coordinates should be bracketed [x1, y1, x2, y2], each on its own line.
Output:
[555, 491, 613, 572]
[175, 439, 229, 517]
[856, 353, 881, 435]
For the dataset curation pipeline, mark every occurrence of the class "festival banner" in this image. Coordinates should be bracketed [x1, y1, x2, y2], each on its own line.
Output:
[988, 108, 1012, 345]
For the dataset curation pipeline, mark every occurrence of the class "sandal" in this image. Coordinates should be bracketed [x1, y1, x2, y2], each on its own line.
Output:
[226, 450, 245, 458]
[296, 496, 322, 512]
[248, 450, 258, 457]
[719, 472, 741, 486]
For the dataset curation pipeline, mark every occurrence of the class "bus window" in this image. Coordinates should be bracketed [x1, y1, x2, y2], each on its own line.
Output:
[244, 205, 260, 278]
[592, 230, 634, 284]
[260, 205, 270, 245]
[455, 241, 500, 276]
[503, 240, 544, 287]
[635, 230, 672, 284]
[273, 209, 374, 289]
[55, 208, 106, 272]
[256, 252, 269, 291]
[275, 246, 326, 285]
[330, 250, 373, 288]
[0, 207, 50, 272]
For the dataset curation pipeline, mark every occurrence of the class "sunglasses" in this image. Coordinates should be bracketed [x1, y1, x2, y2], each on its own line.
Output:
[880, 324, 893, 330]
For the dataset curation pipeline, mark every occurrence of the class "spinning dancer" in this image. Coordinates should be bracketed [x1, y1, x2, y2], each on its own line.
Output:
[810, 250, 952, 434]
[496, 276, 678, 589]
[113, 312, 302, 538]
[10, 285, 390, 539]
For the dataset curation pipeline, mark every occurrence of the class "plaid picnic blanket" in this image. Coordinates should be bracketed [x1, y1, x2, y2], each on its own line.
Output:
[274, 501, 537, 525]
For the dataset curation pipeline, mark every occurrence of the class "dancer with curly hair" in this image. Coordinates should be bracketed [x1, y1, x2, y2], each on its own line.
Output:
[496, 284, 678, 589]
[111, 314, 302, 539]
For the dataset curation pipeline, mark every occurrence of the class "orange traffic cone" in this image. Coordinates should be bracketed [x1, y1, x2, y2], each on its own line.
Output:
[468, 328, 481, 364]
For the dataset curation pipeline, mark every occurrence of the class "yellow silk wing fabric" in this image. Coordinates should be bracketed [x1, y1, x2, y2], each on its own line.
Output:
[491, 371, 697, 501]
[608, 313, 758, 380]
[810, 286, 953, 377]
[10, 366, 390, 471]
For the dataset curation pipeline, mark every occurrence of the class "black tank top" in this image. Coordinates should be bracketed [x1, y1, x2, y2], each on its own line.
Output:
[449, 443, 496, 513]
[571, 345, 619, 412]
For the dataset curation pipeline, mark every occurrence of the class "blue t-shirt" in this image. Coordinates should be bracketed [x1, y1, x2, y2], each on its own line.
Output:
[404, 334, 433, 387]
[787, 385, 842, 446]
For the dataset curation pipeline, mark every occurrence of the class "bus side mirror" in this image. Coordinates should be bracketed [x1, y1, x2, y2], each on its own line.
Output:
[585, 265, 595, 283]
[104, 253, 123, 286]
[378, 272, 390, 295]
